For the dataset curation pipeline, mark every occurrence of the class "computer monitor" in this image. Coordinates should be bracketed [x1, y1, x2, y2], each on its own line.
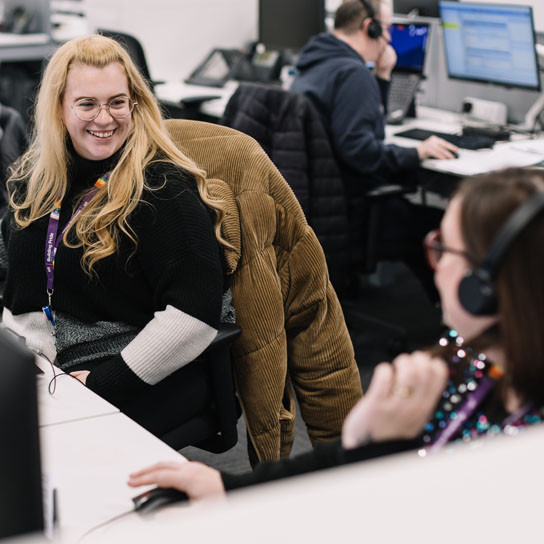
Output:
[0, 327, 44, 539]
[258, 0, 325, 50]
[394, 0, 456, 18]
[390, 22, 430, 73]
[439, 1, 541, 91]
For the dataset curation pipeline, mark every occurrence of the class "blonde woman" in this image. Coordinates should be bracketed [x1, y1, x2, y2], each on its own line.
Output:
[0, 35, 228, 426]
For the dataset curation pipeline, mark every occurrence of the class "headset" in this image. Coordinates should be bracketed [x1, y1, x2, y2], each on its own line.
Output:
[458, 190, 544, 316]
[359, 0, 383, 40]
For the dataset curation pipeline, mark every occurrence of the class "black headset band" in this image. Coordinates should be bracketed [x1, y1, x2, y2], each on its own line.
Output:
[359, 0, 375, 18]
[480, 190, 544, 278]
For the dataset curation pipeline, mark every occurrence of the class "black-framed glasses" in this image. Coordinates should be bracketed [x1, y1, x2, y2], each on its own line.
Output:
[423, 229, 472, 270]
[71, 96, 137, 121]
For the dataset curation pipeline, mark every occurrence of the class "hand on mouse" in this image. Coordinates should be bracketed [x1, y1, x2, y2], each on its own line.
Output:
[128, 461, 225, 500]
[417, 136, 459, 160]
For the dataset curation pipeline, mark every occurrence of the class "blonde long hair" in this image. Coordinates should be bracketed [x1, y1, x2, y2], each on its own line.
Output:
[9, 34, 228, 274]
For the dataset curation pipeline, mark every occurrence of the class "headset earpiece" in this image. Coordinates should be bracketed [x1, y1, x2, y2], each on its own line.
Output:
[458, 190, 544, 317]
[359, 0, 382, 40]
[367, 18, 383, 39]
[458, 268, 497, 316]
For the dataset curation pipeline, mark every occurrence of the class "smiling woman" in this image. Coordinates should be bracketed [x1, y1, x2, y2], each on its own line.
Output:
[61, 63, 135, 161]
[0, 35, 231, 419]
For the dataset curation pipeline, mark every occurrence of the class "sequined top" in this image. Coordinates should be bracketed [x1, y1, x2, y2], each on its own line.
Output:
[422, 329, 544, 449]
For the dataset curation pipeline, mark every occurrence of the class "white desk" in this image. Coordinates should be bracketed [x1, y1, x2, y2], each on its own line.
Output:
[81, 424, 544, 543]
[387, 107, 544, 177]
[6, 355, 188, 544]
[41, 412, 186, 543]
[35, 355, 119, 427]
[154, 80, 238, 119]
[0, 32, 56, 61]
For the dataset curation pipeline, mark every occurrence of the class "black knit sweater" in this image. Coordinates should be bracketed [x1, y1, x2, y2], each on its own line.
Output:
[1, 149, 224, 405]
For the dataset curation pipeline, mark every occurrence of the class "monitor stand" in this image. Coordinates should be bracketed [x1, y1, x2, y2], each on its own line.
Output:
[519, 92, 544, 132]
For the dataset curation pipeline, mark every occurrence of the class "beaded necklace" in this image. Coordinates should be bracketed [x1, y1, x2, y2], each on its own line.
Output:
[421, 329, 544, 454]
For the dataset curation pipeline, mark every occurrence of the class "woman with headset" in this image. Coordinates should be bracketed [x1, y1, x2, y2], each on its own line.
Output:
[129, 167, 544, 500]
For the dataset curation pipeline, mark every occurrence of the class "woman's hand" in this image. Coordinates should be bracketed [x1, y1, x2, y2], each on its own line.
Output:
[128, 461, 226, 500]
[342, 351, 448, 449]
[70, 370, 91, 385]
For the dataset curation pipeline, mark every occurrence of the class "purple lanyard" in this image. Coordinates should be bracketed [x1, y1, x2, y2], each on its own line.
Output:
[428, 365, 504, 452]
[42, 172, 110, 331]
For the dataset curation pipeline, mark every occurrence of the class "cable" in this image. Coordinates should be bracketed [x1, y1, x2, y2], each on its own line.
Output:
[77, 508, 135, 542]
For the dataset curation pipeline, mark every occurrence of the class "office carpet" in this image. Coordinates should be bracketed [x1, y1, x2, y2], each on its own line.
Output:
[179, 262, 443, 475]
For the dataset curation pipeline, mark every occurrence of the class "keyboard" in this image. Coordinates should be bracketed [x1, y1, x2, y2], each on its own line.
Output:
[394, 127, 496, 150]
[386, 73, 421, 124]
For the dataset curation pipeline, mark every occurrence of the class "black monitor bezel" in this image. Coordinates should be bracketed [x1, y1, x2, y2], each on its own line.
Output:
[258, 0, 326, 51]
[439, 1, 541, 92]
[0, 327, 44, 539]
[393, 0, 454, 18]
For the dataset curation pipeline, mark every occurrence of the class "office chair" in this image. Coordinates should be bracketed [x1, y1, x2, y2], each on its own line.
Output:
[165, 119, 362, 463]
[220, 83, 408, 349]
[122, 322, 242, 454]
[98, 29, 164, 92]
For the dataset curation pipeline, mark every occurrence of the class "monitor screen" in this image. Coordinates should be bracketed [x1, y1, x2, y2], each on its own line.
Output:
[394, 0, 456, 18]
[390, 22, 430, 73]
[439, 1, 541, 91]
[259, 0, 325, 50]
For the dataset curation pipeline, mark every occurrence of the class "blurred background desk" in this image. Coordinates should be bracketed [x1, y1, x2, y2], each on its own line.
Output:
[387, 106, 544, 199]
[0, 33, 56, 61]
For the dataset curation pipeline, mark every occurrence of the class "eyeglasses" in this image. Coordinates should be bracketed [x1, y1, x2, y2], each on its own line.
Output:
[71, 96, 137, 121]
[423, 229, 472, 270]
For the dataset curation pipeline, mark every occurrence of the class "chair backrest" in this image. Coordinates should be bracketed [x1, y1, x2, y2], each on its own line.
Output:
[98, 29, 154, 90]
[220, 82, 350, 293]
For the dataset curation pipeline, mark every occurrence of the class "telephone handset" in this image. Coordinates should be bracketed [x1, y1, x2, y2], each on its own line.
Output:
[185, 47, 282, 88]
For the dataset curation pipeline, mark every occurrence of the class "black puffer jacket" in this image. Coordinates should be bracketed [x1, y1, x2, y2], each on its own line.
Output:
[221, 83, 350, 292]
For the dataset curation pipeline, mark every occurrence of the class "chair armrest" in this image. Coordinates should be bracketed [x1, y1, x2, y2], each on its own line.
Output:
[203, 323, 242, 354]
[365, 184, 409, 199]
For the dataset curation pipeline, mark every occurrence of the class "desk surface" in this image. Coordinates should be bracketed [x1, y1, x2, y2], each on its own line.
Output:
[81, 424, 544, 543]
[388, 107, 544, 177]
[0, 32, 56, 61]
[35, 354, 119, 427]
[41, 412, 185, 543]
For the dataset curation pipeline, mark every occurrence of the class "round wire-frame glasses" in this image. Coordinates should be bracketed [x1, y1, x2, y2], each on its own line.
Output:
[71, 96, 137, 122]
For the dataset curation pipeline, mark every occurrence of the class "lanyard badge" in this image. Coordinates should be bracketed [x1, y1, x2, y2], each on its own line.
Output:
[42, 172, 110, 334]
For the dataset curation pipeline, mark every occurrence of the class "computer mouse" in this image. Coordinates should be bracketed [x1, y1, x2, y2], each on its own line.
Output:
[132, 487, 189, 514]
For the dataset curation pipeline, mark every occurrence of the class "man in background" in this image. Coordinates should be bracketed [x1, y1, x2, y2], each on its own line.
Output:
[291, 0, 456, 297]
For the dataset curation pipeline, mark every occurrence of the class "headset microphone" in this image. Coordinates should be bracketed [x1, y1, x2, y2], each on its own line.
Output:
[458, 190, 544, 316]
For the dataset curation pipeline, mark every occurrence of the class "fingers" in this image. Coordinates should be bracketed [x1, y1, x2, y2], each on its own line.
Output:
[128, 461, 186, 485]
[418, 136, 459, 160]
[365, 362, 394, 400]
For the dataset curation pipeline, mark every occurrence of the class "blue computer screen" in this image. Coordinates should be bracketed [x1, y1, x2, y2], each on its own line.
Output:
[439, 1, 540, 90]
[390, 23, 430, 73]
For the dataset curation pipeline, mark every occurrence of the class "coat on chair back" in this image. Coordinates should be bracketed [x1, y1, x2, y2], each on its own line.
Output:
[166, 119, 362, 463]
[221, 83, 350, 294]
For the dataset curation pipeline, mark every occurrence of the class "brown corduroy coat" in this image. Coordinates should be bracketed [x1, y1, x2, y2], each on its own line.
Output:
[166, 119, 362, 463]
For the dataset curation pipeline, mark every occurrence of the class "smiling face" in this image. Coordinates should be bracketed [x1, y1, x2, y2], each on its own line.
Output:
[62, 62, 133, 161]
[435, 196, 498, 340]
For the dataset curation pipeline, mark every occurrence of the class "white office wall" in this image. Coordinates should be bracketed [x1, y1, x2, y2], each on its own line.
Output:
[86, 0, 257, 82]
